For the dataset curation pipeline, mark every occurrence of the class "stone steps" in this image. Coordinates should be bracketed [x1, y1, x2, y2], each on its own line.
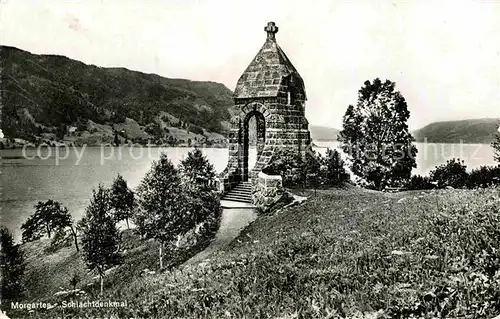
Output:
[222, 182, 253, 204]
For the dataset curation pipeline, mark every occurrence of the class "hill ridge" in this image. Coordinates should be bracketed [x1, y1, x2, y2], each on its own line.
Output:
[1, 45, 236, 146]
[412, 118, 499, 144]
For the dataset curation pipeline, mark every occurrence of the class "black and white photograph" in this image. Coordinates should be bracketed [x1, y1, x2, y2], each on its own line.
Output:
[1, 0, 500, 318]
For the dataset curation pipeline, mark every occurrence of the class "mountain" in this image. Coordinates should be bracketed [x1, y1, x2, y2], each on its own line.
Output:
[309, 125, 340, 141]
[0, 45, 235, 146]
[412, 118, 499, 144]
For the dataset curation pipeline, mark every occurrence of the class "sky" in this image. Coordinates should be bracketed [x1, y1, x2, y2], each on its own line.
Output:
[1, 0, 499, 130]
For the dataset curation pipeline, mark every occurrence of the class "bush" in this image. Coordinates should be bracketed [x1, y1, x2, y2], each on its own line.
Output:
[261, 149, 303, 187]
[320, 148, 350, 186]
[429, 158, 468, 189]
[46, 228, 73, 253]
[467, 165, 500, 188]
[263, 148, 350, 189]
[406, 174, 435, 190]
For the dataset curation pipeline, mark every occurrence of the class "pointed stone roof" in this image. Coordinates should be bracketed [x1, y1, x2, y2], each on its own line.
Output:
[234, 22, 306, 99]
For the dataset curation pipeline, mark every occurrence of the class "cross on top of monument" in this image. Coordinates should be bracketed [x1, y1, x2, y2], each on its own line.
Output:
[265, 22, 278, 40]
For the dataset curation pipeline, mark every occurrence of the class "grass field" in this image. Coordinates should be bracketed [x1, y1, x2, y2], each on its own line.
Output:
[11, 186, 500, 318]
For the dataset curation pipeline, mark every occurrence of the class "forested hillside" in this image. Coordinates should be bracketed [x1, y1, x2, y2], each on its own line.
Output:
[1, 45, 235, 145]
[413, 118, 499, 144]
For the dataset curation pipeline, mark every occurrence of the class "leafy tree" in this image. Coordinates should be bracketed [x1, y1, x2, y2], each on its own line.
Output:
[21, 200, 77, 246]
[57, 210, 80, 252]
[79, 185, 121, 295]
[179, 149, 222, 241]
[110, 174, 135, 229]
[430, 158, 468, 189]
[0, 227, 26, 309]
[135, 153, 184, 270]
[181, 185, 222, 243]
[179, 148, 217, 190]
[339, 78, 417, 190]
[492, 124, 500, 163]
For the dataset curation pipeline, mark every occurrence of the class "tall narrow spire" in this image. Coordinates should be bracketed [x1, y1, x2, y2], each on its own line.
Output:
[264, 21, 278, 40]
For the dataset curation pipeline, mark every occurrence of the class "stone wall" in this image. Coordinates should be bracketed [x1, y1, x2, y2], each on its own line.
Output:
[252, 172, 284, 210]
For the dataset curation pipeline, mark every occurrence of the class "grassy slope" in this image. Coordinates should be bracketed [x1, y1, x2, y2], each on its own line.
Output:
[413, 118, 499, 144]
[13, 187, 500, 318]
[12, 228, 217, 318]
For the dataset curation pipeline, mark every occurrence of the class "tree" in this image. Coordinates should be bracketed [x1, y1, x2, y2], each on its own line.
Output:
[339, 78, 417, 190]
[179, 149, 222, 241]
[47, 209, 80, 252]
[179, 148, 217, 191]
[56, 208, 80, 252]
[0, 227, 26, 309]
[181, 186, 221, 242]
[135, 153, 185, 270]
[322, 148, 350, 186]
[492, 123, 500, 163]
[79, 185, 121, 295]
[21, 199, 76, 243]
[110, 174, 135, 229]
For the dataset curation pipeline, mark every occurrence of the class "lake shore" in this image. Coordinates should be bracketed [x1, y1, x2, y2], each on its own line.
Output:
[0, 137, 229, 150]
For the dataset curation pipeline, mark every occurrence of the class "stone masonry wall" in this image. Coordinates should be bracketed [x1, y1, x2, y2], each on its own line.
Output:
[252, 172, 284, 210]
[221, 22, 311, 198]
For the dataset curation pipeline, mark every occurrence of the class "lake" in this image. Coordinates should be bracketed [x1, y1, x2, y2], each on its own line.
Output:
[1, 142, 496, 239]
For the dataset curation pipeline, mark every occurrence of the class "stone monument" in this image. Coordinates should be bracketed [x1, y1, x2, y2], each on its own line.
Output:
[221, 22, 311, 193]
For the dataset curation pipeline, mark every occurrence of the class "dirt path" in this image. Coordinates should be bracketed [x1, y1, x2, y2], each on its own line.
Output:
[185, 201, 257, 265]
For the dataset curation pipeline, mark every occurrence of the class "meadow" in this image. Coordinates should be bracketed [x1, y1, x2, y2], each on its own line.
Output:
[11, 186, 500, 318]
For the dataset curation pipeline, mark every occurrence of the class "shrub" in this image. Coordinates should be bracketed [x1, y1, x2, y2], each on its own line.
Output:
[429, 158, 468, 189]
[46, 228, 73, 253]
[320, 148, 350, 186]
[406, 174, 435, 190]
[467, 165, 500, 188]
[261, 149, 303, 187]
[263, 148, 350, 189]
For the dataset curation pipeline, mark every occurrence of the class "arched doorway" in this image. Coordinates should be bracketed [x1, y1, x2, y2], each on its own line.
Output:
[242, 110, 265, 181]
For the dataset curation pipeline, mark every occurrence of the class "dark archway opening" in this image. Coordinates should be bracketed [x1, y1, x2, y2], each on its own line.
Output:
[243, 110, 266, 181]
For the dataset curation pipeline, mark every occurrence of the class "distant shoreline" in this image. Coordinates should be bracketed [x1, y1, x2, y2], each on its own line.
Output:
[313, 139, 493, 146]
[1, 140, 495, 151]
[0, 138, 229, 150]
